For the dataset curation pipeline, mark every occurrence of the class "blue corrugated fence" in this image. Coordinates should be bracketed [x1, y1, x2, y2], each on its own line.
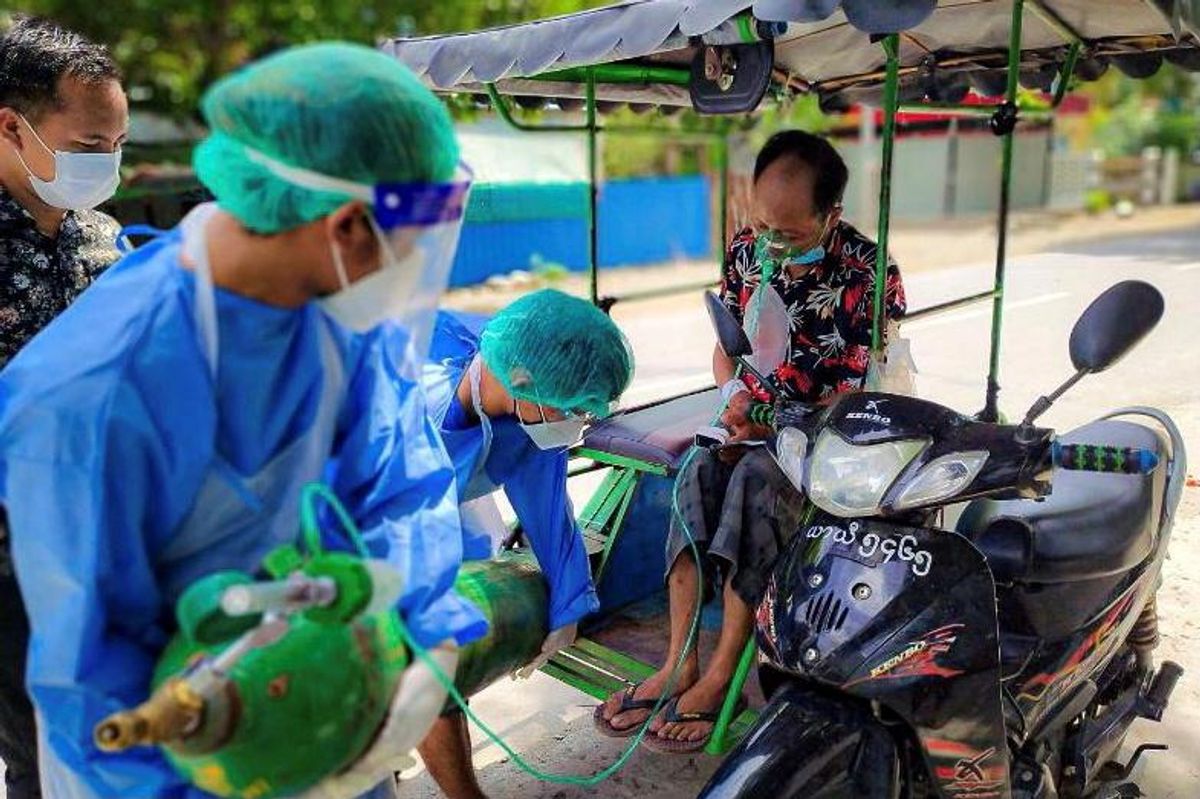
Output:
[449, 175, 712, 288]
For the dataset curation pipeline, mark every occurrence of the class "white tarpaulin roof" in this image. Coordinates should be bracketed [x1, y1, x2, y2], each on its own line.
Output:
[382, 0, 1200, 108]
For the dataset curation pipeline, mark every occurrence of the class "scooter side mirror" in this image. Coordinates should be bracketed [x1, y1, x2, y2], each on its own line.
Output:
[1069, 281, 1164, 374]
[704, 291, 753, 358]
[1022, 280, 1165, 427]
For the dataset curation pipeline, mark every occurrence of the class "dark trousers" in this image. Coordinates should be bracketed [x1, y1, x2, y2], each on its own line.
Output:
[0, 512, 40, 798]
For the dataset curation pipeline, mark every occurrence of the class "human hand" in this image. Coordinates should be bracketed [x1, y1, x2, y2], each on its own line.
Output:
[720, 392, 751, 433]
[293, 644, 458, 799]
[722, 393, 772, 443]
[514, 622, 577, 679]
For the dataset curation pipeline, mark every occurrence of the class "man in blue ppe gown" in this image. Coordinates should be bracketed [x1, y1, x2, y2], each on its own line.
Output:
[413, 290, 634, 799]
[0, 43, 484, 798]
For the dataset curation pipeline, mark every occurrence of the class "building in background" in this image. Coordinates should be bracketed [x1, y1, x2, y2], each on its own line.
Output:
[450, 118, 712, 286]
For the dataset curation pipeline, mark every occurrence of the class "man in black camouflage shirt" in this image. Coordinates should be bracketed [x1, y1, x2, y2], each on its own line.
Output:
[0, 16, 126, 798]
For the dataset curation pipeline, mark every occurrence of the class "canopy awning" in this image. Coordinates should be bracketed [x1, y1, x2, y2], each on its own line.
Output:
[381, 0, 1200, 110]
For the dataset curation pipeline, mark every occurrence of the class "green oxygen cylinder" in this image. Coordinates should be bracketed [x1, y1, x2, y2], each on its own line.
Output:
[94, 554, 410, 798]
[451, 554, 551, 698]
[94, 552, 553, 798]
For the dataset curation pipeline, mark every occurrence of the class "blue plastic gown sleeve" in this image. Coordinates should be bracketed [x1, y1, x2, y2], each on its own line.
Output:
[6, 385, 209, 798]
[326, 333, 487, 649]
[487, 421, 599, 629]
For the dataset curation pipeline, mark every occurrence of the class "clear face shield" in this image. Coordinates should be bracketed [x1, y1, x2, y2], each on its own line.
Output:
[358, 166, 472, 360]
[242, 147, 473, 365]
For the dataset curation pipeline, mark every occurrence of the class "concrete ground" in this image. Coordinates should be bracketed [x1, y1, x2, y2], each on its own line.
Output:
[405, 205, 1200, 798]
[3, 207, 1197, 797]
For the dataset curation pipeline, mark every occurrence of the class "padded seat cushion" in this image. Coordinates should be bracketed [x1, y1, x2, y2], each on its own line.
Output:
[581, 388, 721, 472]
[958, 419, 1166, 584]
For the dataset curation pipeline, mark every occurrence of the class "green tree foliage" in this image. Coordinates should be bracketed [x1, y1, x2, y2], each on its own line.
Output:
[596, 93, 831, 178]
[1080, 63, 1200, 157]
[5, 0, 607, 117]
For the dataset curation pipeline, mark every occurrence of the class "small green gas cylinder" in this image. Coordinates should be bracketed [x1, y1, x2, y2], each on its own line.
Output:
[95, 552, 555, 798]
[95, 553, 410, 798]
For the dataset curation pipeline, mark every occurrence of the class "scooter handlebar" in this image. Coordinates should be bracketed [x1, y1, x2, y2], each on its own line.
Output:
[747, 402, 775, 427]
[1051, 441, 1159, 474]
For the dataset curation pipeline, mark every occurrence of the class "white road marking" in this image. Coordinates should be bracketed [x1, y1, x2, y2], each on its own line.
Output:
[1173, 262, 1200, 272]
[905, 291, 1071, 332]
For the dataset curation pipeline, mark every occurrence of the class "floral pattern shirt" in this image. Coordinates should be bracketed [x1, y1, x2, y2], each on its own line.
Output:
[0, 189, 121, 368]
[721, 221, 907, 402]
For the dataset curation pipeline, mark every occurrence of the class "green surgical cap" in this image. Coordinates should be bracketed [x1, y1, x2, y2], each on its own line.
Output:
[193, 42, 459, 234]
[480, 290, 634, 419]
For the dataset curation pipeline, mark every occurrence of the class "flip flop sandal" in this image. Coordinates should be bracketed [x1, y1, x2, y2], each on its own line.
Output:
[641, 695, 747, 754]
[592, 682, 671, 738]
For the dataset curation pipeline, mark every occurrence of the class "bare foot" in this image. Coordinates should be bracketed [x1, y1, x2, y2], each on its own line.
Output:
[600, 662, 698, 732]
[650, 678, 730, 743]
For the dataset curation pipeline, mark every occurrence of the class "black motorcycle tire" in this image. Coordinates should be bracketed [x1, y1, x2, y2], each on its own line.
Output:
[698, 683, 902, 799]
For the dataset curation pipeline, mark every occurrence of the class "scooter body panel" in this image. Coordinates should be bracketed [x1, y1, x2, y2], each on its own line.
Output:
[758, 513, 1011, 799]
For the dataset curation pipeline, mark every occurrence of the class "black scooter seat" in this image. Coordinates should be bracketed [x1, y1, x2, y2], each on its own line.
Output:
[959, 420, 1166, 584]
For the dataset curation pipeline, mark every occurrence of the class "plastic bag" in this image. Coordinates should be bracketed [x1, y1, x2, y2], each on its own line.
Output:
[743, 281, 791, 376]
[865, 321, 918, 396]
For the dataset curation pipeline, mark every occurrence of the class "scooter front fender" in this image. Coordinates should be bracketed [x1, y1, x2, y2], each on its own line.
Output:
[699, 684, 899, 799]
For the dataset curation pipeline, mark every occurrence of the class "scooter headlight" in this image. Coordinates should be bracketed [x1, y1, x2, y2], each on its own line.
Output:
[893, 451, 989, 510]
[772, 427, 809, 491]
[807, 431, 928, 517]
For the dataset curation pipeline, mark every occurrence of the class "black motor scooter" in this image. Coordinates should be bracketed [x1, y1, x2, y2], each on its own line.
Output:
[699, 281, 1186, 799]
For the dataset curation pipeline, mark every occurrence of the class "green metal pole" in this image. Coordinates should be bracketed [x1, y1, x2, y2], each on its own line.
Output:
[484, 83, 592, 132]
[872, 35, 901, 353]
[704, 637, 756, 755]
[906, 289, 999, 321]
[1052, 41, 1081, 108]
[982, 0, 1025, 422]
[596, 278, 721, 312]
[715, 135, 729, 272]
[484, 81, 732, 309]
[586, 69, 600, 307]
[530, 64, 692, 86]
[896, 101, 1052, 118]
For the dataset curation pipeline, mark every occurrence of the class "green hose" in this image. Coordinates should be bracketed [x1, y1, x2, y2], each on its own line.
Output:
[299, 401, 726, 786]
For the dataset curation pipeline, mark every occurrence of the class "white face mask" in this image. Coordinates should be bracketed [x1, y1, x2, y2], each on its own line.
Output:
[317, 215, 423, 334]
[517, 401, 588, 451]
[520, 417, 588, 451]
[14, 114, 121, 210]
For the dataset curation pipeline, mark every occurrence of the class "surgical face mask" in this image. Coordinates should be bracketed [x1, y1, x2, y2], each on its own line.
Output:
[517, 401, 589, 451]
[13, 114, 121, 210]
[318, 215, 423, 334]
[521, 417, 588, 451]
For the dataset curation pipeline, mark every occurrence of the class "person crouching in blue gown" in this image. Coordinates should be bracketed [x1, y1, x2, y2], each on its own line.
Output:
[412, 290, 634, 799]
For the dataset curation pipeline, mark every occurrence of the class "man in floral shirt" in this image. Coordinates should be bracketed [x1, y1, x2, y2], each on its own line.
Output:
[720, 206, 906, 404]
[0, 17, 126, 798]
[596, 130, 905, 752]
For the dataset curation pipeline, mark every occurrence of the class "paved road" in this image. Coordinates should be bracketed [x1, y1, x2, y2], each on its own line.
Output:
[5, 221, 1198, 797]
[402, 220, 1200, 798]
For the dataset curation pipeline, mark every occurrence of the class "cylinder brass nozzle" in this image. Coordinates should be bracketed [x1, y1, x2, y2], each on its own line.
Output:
[94, 679, 204, 752]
